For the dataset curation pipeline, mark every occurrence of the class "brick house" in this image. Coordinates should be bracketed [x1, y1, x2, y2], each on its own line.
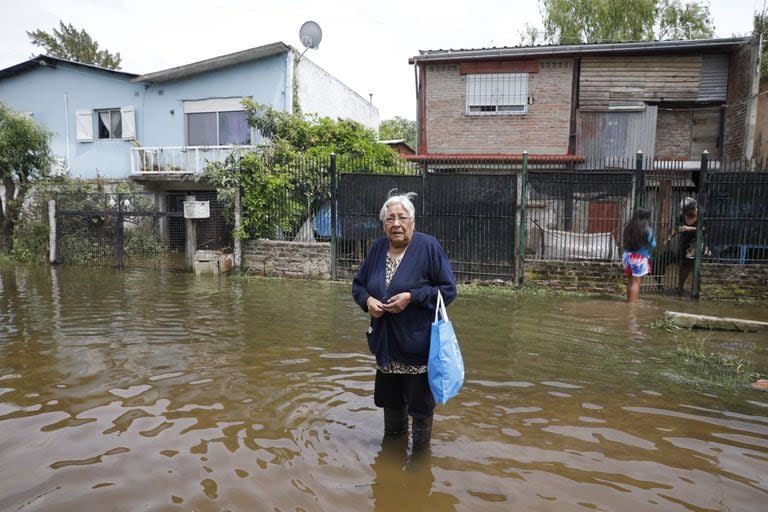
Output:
[408, 37, 759, 165]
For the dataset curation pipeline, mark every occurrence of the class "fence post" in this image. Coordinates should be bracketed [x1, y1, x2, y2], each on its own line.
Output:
[330, 153, 337, 280]
[185, 194, 197, 271]
[692, 150, 709, 299]
[48, 198, 57, 264]
[634, 150, 644, 209]
[115, 194, 125, 268]
[517, 151, 528, 286]
[234, 182, 242, 270]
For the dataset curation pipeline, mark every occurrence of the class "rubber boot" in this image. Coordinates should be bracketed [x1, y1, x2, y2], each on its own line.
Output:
[384, 406, 409, 436]
[411, 416, 433, 451]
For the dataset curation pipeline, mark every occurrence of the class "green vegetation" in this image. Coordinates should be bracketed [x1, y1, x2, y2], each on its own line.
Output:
[0, 102, 53, 253]
[521, 0, 715, 45]
[378, 117, 417, 150]
[200, 100, 409, 240]
[27, 21, 122, 69]
[9, 177, 164, 264]
[649, 318, 682, 331]
[659, 342, 764, 391]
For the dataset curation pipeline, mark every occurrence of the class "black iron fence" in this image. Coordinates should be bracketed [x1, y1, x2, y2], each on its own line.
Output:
[54, 190, 231, 270]
[48, 153, 768, 294]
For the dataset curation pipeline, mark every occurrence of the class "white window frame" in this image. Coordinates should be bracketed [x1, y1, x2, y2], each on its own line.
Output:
[466, 73, 529, 116]
[76, 107, 135, 142]
[97, 108, 122, 139]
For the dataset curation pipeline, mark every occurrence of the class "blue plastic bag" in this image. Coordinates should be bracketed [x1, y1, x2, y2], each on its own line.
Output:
[428, 290, 464, 404]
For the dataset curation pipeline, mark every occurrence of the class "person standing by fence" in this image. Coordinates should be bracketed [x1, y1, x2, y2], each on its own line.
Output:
[352, 191, 457, 451]
[666, 198, 709, 295]
[622, 208, 657, 303]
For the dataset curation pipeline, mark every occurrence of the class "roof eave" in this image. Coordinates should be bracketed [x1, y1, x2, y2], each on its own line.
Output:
[134, 42, 292, 83]
[410, 36, 753, 65]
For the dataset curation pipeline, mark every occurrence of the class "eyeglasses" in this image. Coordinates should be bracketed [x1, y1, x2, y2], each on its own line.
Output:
[384, 216, 413, 225]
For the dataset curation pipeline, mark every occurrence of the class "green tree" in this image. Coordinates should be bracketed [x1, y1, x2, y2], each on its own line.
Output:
[524, 0, 714, 45]
[378, 117, 417, 150]
[0, 103, 53, 252]
[201, 101, 408, 239]
[656, 0, 715, 40]
[27, 21, 122, 69]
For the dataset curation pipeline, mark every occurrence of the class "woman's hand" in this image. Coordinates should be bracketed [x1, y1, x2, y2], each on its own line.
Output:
[380, 292, 412, 315]
[678, 225, 696, 233]
[366, 297, 386, 318]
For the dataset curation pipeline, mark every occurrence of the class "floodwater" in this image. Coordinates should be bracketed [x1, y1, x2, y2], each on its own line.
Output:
[0, 266, 767, 512]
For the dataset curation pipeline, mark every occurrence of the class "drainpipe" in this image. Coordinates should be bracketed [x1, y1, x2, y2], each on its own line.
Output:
[63, 92, 71, 174]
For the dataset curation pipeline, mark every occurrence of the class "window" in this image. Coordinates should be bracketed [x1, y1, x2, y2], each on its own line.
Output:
[186, 110, 250, 146]
[76, 107, 135, 142]
[466, 73, 528, 115]
[98, 109, 122, 139]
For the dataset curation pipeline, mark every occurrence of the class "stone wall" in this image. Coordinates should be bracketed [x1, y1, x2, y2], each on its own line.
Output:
[241, 242, 767, 301]
[700, 263, 768, 301]
[243, 240, 330, 279]
[525, 259, 768, 300]
[524, 260, 625, 295]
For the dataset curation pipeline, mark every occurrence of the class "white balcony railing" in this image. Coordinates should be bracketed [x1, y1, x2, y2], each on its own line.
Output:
[130, 145, 259, 174]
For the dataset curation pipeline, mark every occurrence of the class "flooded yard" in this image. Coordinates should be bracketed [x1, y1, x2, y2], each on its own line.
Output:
[0, 265, 766, 511]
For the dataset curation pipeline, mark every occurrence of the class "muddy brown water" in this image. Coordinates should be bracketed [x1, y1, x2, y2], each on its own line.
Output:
[0, 266, 766, 511]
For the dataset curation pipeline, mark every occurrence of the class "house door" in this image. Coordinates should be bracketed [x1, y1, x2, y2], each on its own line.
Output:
[588, 201, 619, 235]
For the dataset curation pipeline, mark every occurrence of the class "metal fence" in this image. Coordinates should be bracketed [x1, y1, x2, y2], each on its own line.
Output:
[54, 190, 231, 270]
[50, 153, 768, 293]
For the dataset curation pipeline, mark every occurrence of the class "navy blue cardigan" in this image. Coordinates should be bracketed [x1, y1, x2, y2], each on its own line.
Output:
[352, 232, 457, 368]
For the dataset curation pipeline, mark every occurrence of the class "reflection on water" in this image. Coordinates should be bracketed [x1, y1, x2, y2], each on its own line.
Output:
[0, 266, 767, 511]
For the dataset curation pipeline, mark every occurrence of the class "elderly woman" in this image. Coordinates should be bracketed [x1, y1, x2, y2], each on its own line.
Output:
[352, 191, 457, 450]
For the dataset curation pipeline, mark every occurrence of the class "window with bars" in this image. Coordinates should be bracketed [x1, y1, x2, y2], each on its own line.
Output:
[466, 73, 528, 115]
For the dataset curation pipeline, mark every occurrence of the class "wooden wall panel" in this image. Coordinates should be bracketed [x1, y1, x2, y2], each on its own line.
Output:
[579, 56, 702, 110]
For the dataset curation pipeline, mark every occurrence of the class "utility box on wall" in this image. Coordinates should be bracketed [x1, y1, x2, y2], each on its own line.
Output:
[183, 200, 210, 219]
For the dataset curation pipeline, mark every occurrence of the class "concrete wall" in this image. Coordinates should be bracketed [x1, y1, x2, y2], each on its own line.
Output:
[423, 60, 573, 154]
[243, 240, 330, 278]
[295, 55, 379, 131]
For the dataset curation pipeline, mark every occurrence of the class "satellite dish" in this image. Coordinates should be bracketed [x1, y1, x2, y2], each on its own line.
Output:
[299, 21, 322, 50]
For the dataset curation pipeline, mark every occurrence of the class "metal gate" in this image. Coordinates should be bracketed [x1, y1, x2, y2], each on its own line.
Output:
[54, 191, 232, 270]
[336, 173, 518, 282]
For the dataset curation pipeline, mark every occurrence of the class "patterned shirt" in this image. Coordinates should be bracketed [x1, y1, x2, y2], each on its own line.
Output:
[378, 252, 427, 375]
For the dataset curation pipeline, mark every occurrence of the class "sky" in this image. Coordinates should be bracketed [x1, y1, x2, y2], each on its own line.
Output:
[0, 0, 762, 122]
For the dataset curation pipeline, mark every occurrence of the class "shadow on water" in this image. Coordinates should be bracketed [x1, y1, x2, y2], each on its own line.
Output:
[0, 265, 767, 511]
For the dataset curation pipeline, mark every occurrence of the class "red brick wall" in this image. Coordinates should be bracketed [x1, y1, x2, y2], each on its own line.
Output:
[423, 60, 573, 154]
[655, 109, 693, 159]
[724, 39, 756, 161]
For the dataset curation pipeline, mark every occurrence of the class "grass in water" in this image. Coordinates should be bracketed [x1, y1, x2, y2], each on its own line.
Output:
[649, 318, 682, 332]
[660, 342, 763, 391]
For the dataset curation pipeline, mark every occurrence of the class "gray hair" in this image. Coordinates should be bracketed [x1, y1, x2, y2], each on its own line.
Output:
[682, 197, 697, 212]
[379, 190, 417, 221]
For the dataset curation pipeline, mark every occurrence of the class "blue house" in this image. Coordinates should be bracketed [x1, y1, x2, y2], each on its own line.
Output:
[0, 42, 379, 181]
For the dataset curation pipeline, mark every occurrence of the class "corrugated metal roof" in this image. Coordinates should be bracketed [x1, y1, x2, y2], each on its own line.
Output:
[410, 37, 752, 64]
[134, 42, 292, 83]
[0, 55, 138, 80]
